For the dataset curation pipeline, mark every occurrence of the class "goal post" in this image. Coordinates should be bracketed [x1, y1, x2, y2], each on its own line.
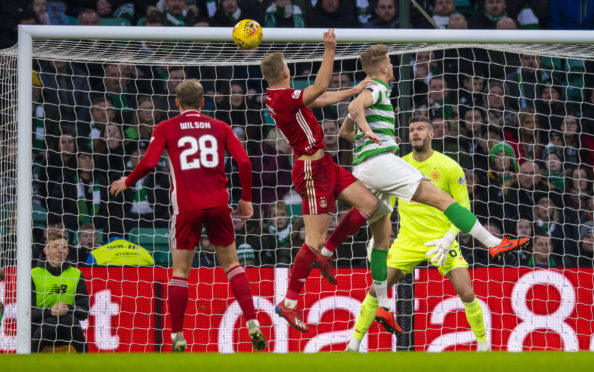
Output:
[10, 25, 594, 354]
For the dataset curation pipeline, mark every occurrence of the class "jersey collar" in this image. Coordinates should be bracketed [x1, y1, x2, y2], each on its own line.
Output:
[372, 78, 390, 89]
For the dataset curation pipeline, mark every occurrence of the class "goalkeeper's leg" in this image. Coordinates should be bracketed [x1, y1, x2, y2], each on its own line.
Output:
[346, 268, 404, 352]
[446, 268, 489, 351]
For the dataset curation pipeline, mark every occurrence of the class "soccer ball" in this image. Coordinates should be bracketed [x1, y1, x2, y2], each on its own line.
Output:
[232, 19, 263, 49]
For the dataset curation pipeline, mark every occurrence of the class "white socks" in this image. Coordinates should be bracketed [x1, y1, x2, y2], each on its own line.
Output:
[374, 281, 390, 309]
[469, 220, 502, 248]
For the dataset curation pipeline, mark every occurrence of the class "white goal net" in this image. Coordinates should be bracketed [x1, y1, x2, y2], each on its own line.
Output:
[1, 27, 594, 353]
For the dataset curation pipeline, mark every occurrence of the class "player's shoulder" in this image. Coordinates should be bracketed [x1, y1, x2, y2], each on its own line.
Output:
[267, 87, 300, 102]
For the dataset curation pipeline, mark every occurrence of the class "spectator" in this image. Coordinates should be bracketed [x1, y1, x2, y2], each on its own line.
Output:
[38, 60, 91, 134]
[432, 0, 455, 29]
[127, 96, 160, 141]
[307, 0, 359, 28]
[77, 8, 100, 25]
[32, 0, 51, 24]
[232, 210, 265, 266]
[533, 194, 578, 265]
[487, 142, 520, 223]
[464, 169, 489, 221]
[161, 66, 186, 119]
[515, 216, 534, 238]
[76, 97, 116, 150]
[251, 128, 293, 210]
[322, 119, 340, 163]
[459, 74, 485, 108]
[265, 0, 305, 28]
[495, 16, 517, 29]
[289, 216, 306, 264]
[39, 132, 77, 213]
[427, 76, 456, 119]
[85, 236, 154, 265]
[47, 148, 111, 235]
[469, 0, 538, 29]
[459, 107, 488, 166]
[236, 243, 256, 267]
[447, 12, 467, 29]
[577, 221, 594, 267]
[505, 108, 544, 164]
[483, 81, 517, 128]
[101, 63, 136, 122]
[535, 84, 565, 132]
[505, 54, 550, 111]
[211, 0, 262, 27]
[158, 0, 199, 26]
[565, 166, 593, 215]
[121, 142, 170, 231]
[363, 0, 399, 29]
[558, 114, 593, 170]
[549, 0, 594, 30]
[430, 117, 472, 168]
[93, 123, 127, 180]
[69, 222, 99, 264]
[540, 145, 565, 193]
[513, 160, 548, 210]
[525, 233, 557, 268]
[31, 231, 89, 353]
[262, 200, 292, 265]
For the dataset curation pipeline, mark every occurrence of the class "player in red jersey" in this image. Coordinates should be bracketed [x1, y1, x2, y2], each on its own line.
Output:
[110, 79, 266, 352]
[260, 29, 380, 332]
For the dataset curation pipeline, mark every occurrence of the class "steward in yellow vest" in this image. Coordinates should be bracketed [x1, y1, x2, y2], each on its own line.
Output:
[31, 234, 89, 353]
[86, 236, 154, 266]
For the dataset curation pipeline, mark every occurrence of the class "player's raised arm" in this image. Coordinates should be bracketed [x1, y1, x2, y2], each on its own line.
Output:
[110, 129, 166, 196]
[225, 128, 253, 220]
[348, 89, 382, 145]
[308, 77, 377, 108]
[301, 29, 336, 106]
[339, 114, 356, 143]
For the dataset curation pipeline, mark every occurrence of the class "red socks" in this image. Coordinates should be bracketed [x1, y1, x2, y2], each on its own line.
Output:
[168, 276, 188, 334]
[326, 209, 370, 252]
[286, 243, 317, 301]
[227, 265, 257, 320]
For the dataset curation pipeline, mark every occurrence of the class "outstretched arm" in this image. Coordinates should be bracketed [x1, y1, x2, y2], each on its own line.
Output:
[339, 114, 356, 143]
[301, 29, 336, 106]
[308, 78, 376, 108]
[110, 130, 166, 196]
[348, 90, 381, 145]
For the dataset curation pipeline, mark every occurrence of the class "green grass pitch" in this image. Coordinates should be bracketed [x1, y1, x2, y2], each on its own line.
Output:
[2, 352, 593, 372]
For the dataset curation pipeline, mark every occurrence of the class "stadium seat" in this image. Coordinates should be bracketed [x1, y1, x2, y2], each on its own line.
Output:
[32, 205, 47, 228]
[128, 227, 171, 265]
[99, 18, 131, 26]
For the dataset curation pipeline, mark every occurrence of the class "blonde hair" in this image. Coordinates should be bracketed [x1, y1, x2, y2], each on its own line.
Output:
[360, 45, 389, 75]
[260, 52, 286, 85]
[175, 79, 203, 109]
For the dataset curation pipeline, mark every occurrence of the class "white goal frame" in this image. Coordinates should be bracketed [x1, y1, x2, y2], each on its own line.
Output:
[15, 25, 594, 354]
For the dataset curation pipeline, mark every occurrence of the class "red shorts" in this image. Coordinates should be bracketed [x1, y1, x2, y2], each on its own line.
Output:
[170, 206, 234, 250]
[291, 154, 357, 215]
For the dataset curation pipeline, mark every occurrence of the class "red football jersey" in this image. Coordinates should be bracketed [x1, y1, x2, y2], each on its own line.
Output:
[265, 88, 326, 158]
[125, 110, 252, 214]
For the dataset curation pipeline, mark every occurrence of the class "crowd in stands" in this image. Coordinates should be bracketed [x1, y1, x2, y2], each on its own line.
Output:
[0, 0, 593, 271]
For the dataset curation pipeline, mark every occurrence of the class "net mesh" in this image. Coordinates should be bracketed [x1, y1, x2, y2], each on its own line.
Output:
[0, 37, 593, 352]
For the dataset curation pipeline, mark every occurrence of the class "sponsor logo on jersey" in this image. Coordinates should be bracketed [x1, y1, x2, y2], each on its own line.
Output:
[292, 90, 301, 99]
[458, 176, 466, 184]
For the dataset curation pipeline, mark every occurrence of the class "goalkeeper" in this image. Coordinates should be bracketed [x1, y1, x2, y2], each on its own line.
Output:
[344, 117, 490, 352]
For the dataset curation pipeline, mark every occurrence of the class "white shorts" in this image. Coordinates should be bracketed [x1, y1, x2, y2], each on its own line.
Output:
[353, 152, 426, 223]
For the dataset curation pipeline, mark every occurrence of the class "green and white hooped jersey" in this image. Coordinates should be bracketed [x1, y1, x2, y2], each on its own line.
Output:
[353, 78, 399, 165]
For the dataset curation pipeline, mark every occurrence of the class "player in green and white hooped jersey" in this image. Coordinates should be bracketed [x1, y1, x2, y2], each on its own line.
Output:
[344, 117, 491, 352]
[341, 45, 529, 333]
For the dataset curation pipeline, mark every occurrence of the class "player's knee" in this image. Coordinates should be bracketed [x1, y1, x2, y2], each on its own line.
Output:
[459, 288, 476, 303]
